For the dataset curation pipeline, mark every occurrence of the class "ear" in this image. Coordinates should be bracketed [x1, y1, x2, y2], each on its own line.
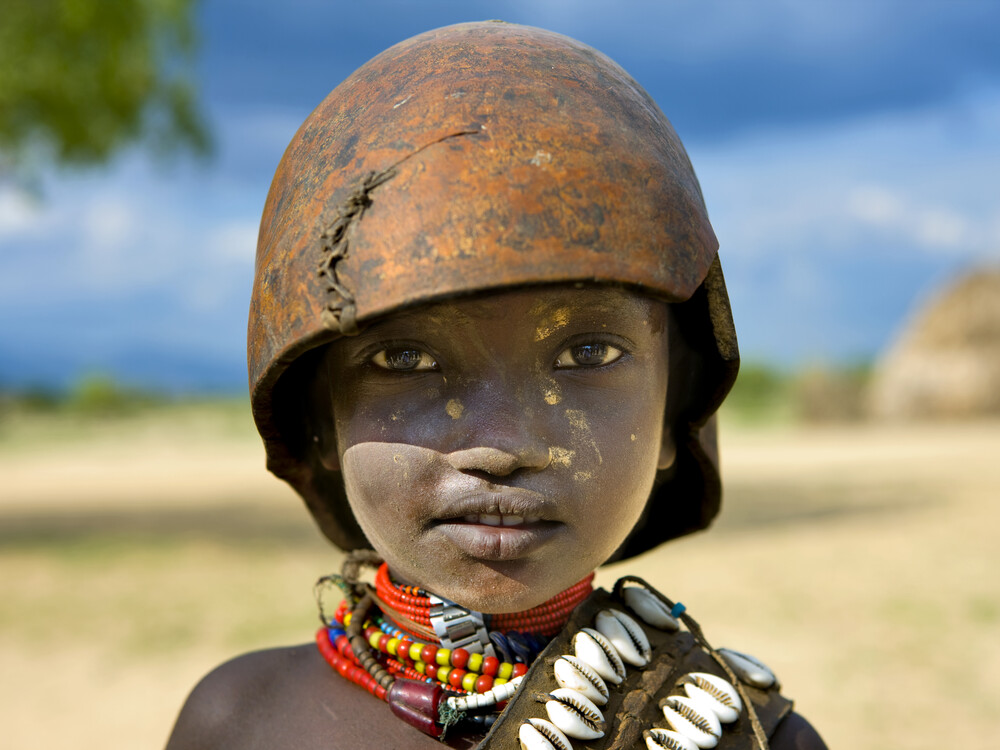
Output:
[658, 426, 677, 471]
[314, 425, 341, 472]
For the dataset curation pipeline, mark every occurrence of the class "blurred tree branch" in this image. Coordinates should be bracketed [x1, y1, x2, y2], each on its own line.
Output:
[0, 0, 210, 178]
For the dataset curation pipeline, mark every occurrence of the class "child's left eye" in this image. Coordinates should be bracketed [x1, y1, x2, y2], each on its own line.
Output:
[371, 347, 438, 372]
[554, 343, 623, 368]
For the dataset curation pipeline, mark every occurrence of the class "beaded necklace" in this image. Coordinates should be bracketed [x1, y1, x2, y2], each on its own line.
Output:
[373, 563, 595, 639]
[314, 557, 594, 738]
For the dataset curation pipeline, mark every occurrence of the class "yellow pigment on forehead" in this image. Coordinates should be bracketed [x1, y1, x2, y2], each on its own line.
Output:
[531, 304, 571, 341]
[445, 399, 464, 419]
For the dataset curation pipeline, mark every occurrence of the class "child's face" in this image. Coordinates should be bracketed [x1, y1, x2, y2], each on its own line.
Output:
[316, 285, 674, 613]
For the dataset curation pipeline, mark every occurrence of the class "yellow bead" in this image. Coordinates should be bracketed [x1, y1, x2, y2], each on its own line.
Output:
[462, 672, 478, 692]
[343, 613, 352, 626]
[368, 632, 381, 649]
[498, 662, 513, 679]
[436, 648, 451, 666]
[467, 652, 483, 673]
[415, 661, 425, 675]
[437, 665, 451, 683]
[494, 677, 508, 686]
[387, 638, 399, 655]
[409, 643, 423, 661]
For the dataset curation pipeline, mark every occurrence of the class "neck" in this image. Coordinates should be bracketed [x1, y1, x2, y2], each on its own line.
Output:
[374, 562, 594, 644]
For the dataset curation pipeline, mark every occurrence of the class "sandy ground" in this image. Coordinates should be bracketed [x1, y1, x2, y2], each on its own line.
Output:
[1, 415, 998, 749]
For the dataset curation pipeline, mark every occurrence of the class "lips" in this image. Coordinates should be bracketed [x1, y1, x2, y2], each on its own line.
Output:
[431, 484, 560, 559]
[434, 517, 561, 561]
[431, 477, 558, 523]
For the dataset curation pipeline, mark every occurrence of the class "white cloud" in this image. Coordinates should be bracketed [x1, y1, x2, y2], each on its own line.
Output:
[846, 186, 979, 254]
[695, 87, 1000, 263]
[81, 195, 138, 257]
[207, 220, 258, 263]
[0, 187, 44, 237]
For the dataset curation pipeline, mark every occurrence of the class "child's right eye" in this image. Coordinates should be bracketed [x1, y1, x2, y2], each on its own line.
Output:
[554, 342, 624, 368]
[371, 347, 438, 372]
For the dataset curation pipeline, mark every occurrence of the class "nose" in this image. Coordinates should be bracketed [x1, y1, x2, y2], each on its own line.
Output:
[443, 379, 553, 477]
[446, 445, 550, 476]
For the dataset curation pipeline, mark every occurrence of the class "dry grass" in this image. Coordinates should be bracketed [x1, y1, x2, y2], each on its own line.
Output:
[1, 407, 998, 749]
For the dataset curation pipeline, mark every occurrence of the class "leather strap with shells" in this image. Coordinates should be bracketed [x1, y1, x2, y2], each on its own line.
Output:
[478, 577, 791, 750]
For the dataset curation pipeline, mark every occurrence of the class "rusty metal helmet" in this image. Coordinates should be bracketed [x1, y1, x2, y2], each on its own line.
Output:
[248, 21, 739, 562]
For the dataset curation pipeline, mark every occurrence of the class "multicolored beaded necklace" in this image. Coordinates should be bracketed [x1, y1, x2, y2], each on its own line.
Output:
[314, 555, 594, 737]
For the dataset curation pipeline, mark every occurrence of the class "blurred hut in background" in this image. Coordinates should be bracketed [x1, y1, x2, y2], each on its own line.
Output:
[870, 267, 1000, 419]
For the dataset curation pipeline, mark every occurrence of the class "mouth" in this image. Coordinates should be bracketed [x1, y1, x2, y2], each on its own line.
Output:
[457, 513, 543, 527]
[431, 491, 561, 560]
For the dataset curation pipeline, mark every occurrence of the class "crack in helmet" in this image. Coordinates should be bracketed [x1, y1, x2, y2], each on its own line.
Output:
[248, 21, 739, 562]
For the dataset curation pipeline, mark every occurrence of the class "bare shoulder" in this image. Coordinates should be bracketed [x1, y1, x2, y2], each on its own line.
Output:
[770, 711, 829, 750]
[164, 643, 446, 750]
[164, 644, 323, 750]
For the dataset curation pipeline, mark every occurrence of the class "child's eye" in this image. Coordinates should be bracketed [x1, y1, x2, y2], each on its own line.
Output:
[554, 343, 623, 368]
[371, 347, 438, 372]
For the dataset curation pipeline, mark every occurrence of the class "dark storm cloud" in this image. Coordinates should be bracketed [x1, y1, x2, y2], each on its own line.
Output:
[198, 0, 1000, 140]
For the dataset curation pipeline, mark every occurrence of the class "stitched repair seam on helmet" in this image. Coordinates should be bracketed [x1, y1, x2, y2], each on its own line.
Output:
[317, 127, 483, 335]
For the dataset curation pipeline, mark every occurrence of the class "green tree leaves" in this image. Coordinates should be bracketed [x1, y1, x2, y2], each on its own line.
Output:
[0, 0, 209, 173]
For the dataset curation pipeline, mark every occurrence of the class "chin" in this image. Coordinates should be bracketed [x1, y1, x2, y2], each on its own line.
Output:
[424, 558, 587, 614]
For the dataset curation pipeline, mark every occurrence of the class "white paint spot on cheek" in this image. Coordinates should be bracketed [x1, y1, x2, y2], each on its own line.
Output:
[565, 409, 589, 430]
[565, 408, 602, 464]
[446, 399, 465, 419]
[544, 388, 562, 405]
[573, 471, 593, 482]
[548, 446, 576, 467]
[631, 434, 637, 441]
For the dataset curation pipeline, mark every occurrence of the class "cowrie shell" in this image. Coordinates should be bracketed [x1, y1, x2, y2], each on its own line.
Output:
[573, 627, 626, 685]
[660, 695, 722, 749]
[718, 648, 777, 689]
[553, 654, 609, 705]
[643, 727, 699, 750]
[541, 688, 606, 740]
[518, 718, 573, 750]
[622, 585, 680, 631]
[595, 608, 651, 666]
[679, 673, 742, 723]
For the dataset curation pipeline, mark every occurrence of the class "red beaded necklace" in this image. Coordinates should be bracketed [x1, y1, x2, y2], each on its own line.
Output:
[374, 562, 594, 638]
[315, 562, 596, 737]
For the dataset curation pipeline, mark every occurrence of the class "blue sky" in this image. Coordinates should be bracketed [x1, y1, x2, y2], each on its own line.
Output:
[2, 0, 999, 391]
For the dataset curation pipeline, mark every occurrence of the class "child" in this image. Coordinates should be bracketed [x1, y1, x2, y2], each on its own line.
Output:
[167, 22, 826, 750]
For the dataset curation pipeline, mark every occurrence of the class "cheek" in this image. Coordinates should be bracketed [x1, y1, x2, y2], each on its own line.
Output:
[566, 374, 666, 537]
[341, 442, 439, 521]
[334, 388, 451, 457]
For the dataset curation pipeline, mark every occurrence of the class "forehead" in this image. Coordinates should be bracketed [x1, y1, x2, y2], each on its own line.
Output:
[358, 284, 667, 334]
